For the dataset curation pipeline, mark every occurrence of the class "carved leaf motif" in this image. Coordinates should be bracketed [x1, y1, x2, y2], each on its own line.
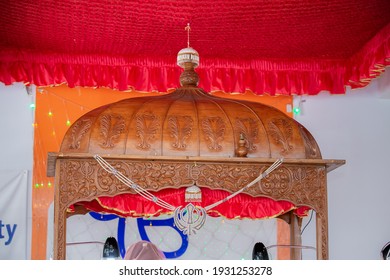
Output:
[168, 115, 193, 150]
[100, 114, 126, 148]
[201, 117, 225, 151]
[168, 116, 179, 145]
[136, 113, 160, 150]
[298, 125, 319, 158]
[268, 118, 293, 153]
[69, 119, 92, 149]
[235, 118, 258, 151]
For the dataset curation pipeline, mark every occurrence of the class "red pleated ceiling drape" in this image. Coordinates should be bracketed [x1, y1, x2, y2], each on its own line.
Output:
[0, 0, 389, 95]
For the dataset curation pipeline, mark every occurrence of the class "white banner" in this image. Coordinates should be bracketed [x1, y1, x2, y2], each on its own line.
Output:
[0, 170, 28, 259]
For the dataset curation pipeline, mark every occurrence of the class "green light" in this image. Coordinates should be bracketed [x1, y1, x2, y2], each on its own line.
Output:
[293, 107, 301, 115]
[30, 103, 36, 109]
[48, 182, 52, 187]
[66, 120, 71, 126]
[35, 183, 40, 188]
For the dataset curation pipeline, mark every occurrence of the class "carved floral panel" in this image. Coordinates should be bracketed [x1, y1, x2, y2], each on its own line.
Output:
[99, 114, 126, 148]
[135, 113, 160, 151]
[201, 117, 226, 151]
[69, 118, 93, 150]
[268, 118, 294, 154]
[168, 115, 194, 150]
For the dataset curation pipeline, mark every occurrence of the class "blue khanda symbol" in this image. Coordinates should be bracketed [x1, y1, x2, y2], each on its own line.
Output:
[89, 212, 188, 259]
[137, 217, 188, 258]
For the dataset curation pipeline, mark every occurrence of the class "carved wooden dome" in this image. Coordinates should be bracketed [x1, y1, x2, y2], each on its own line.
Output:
[60, 44, 321, 159]
[59, 85, 321, 159]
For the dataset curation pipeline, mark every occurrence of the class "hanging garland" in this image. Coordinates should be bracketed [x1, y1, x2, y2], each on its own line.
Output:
[94, 155, 283, 235]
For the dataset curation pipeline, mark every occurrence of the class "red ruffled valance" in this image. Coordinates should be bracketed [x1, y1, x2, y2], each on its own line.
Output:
[0, 23, 389, 95]
[72, 187, 310, 219]
[347, 23, 390, 88]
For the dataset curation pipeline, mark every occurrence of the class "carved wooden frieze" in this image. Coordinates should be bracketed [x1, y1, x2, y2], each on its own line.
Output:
[135, 113, 160, 150]
[259, 165, 326, 213]
[268, 118, 293, 154]
[168, 115, 193, 150]
[235, 118, 259, 152]
[201, 117, 225, 151]
[259, 166, 293, 197]
[57, 158, 326, 212]
[58, 160, 129, 205]
[98, 161, 193, 191]
[69, 118, 93, 149]
[99, 114, 126, 148]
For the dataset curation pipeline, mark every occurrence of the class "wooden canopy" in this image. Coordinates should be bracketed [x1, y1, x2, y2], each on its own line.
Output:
[48, 63, 344, 260]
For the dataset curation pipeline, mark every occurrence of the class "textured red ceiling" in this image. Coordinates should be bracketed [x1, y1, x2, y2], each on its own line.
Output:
[0, 0, 389, 94]
[1, 0, 389, 60]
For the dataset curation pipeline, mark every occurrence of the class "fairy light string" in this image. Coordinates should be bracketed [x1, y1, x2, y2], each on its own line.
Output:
[33, 87, 93, 188]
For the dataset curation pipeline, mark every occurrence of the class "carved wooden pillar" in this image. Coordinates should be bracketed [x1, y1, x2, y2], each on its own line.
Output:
[318, 171, 328, 260]
[290, 213, 302, 260]
[313, 169, 328, 260]
[53, 159, 66, 260]
[53, 204, 66, 260]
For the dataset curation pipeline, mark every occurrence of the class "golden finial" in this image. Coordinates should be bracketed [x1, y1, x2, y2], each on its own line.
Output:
[185, 23, 191, 47]
[177, 23, 200, 86]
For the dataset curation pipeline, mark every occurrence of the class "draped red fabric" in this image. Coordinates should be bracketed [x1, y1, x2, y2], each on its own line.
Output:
[1, 23, 389, 95]
[346, 23, 390, 88]
[72, 187, 310, 219]
[1, 1, 389, 95]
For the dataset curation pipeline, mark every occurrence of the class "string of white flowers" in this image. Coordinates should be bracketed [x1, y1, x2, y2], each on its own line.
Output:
[204, 158, 283, 211]
[94, 155, 176, 211]
[94, 155, 283, 212]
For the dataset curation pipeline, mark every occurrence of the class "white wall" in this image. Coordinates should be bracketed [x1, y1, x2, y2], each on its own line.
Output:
[0, 82, 34, 259]
[296, 69, 390, 260]
[0, 83, 35, 170]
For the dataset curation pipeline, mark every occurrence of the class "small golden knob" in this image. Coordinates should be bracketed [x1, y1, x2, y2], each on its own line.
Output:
[235, 133, 248, 157]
